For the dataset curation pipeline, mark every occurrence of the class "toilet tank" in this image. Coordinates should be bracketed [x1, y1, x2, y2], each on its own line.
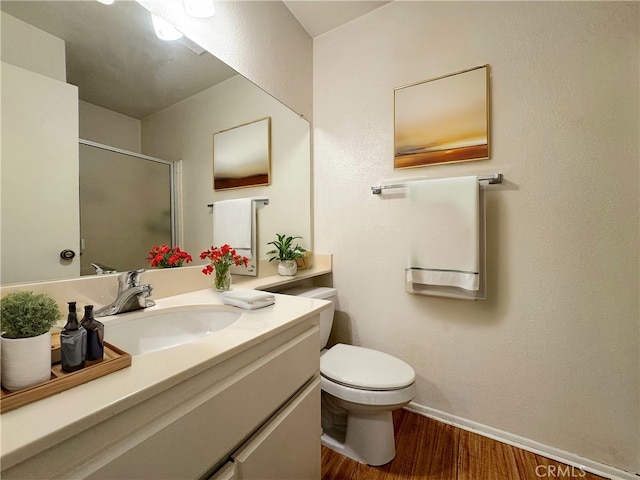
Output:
[280, 287, 336, 349]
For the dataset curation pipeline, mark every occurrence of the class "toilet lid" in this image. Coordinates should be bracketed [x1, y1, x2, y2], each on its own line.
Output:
[320, 344, 415, 391]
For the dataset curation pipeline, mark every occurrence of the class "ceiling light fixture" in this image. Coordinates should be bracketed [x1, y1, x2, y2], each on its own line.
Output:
[183, 0, 215, 19]
[151, 13, 184, 41]
[95, 0, 115, 4]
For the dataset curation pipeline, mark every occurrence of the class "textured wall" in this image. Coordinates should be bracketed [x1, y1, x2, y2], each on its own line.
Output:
[314, 1, 639, 473]
[137, 0, 313, 121]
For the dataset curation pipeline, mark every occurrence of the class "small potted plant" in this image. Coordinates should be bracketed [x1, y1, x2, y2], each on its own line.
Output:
[147, 244, 193, 268]
[200, 244, 249, 291]
[0, 291, 62, 391]
[267, 234, 306, 276]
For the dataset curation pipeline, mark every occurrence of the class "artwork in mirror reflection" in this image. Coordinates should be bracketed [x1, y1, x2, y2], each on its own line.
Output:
[394, 65, 490, 169]
[213, 117, 271, 190]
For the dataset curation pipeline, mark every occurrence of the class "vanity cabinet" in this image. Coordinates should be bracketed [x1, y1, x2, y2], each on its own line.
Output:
[2, 318, 321, 480]
[210, 377, 320, 480]
[229, 376, 319, 479]
[210, 463, 236, 480]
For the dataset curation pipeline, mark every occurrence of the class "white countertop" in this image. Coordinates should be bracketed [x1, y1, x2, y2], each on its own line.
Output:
[0, 287, 330, 470]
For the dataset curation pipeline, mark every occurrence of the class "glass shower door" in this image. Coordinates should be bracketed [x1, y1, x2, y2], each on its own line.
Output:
[79, 141, 174, 276]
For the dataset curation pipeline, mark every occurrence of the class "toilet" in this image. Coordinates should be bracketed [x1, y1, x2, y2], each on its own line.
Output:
[282, 286, 416, 466]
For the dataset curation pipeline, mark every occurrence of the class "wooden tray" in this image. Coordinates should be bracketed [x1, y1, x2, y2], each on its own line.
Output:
[1, 336, 131, 414]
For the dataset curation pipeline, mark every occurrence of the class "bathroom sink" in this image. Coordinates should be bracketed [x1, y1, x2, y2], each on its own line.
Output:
[105, 306, 241, 355]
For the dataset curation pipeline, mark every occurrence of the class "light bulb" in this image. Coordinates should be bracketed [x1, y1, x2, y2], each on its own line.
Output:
[183, 0, 215, 19]
[151, 13, 183, 41]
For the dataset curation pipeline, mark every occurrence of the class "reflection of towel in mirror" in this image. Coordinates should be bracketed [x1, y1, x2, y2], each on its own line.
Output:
[213, 199, 252, 255]
[405, 176, 484, 300]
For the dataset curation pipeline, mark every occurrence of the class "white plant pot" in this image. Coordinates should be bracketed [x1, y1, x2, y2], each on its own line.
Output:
[278, 260, 298, 276]
[1, 331, 52, 392]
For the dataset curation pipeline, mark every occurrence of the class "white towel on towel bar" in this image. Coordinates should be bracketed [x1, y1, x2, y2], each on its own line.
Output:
[213, 198, 252, 250]
[406, 176, 483, 299]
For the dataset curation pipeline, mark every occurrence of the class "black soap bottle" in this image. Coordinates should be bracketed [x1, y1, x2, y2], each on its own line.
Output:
[81, 305, 104, 362]
[60, 302, 87, 372]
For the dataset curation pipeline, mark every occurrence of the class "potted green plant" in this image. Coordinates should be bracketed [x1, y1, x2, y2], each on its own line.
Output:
[1, 291, 62, 391]
[266, 234, 306, 276]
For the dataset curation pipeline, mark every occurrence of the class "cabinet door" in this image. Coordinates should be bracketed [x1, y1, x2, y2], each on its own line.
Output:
[208, 462, 236, 480]
[1, 62, 79, 283]
[233, 377, 321, 480]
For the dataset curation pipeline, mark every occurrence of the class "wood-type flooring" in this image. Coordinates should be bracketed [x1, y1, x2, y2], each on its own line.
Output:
[321, 409, 607, 480]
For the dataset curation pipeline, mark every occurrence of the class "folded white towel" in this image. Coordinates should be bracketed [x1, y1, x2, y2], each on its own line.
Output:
[213, 198, 252, 249]
[222, 290, 275, 304]
[406, 176, 484, 299]
[222, 290, 275, 310]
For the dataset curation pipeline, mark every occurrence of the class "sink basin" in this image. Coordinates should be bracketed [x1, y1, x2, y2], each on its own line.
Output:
[105, 306, 241, 355]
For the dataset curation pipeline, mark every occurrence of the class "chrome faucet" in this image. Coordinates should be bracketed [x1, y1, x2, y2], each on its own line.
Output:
[90, 262, 117, 275]
[95, 269, 156, 317]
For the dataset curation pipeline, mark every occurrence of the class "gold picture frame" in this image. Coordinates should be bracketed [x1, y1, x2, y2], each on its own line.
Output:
[213, 117, 271, 190]
[394, 65, 490, 169]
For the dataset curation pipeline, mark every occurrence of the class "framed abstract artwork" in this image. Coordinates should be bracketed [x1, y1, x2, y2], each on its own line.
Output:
[394, 65, 490, 169]
[213, 117, 271, 190]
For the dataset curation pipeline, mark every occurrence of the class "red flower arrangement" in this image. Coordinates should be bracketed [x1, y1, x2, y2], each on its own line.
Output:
[147, 245, 193, 268]
[200, 244, 249, 291]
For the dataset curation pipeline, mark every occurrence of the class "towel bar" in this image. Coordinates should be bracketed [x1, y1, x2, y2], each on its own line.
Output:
[207, 198, 269, 208]
[371, 173, 503, 195]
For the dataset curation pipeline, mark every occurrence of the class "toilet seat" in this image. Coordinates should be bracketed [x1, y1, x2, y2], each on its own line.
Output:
[320, 344, 415, 390]
[321, 375, 416, 406]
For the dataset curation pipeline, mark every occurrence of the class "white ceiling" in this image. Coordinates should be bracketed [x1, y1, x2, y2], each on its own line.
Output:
[0, 1, 388, 119]
[283, 1, 390, 38]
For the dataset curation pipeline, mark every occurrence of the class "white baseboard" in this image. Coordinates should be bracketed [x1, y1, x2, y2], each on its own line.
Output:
[405, 402, 638, 480]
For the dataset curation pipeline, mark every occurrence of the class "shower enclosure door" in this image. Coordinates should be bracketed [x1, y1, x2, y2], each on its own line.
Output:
[79, 140, 175, 276]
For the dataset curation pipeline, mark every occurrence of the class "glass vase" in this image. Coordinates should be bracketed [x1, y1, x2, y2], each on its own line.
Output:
[214, 266, 232, 292]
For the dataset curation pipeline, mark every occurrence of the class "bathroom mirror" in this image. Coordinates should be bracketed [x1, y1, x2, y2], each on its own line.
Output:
[0, 1, 311, 285]
[214, 117, 271, 190]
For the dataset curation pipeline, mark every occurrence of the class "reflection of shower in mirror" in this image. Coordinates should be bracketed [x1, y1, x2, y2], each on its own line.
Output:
[79, 141, 175, 277]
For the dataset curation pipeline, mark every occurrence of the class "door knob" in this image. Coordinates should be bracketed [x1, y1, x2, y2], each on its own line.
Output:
[60, 249, 76, 260]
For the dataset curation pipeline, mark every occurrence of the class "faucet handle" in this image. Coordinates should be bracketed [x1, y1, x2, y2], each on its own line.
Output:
[118, 269, 146, 289]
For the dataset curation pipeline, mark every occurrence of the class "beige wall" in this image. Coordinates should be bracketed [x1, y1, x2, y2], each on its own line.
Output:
[314, 1, 639, 474]
[79, 101, 141, 153]
[0, 11, 65, 82]
[137, 0, 313, 121]
[141, 74, 311, 263]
